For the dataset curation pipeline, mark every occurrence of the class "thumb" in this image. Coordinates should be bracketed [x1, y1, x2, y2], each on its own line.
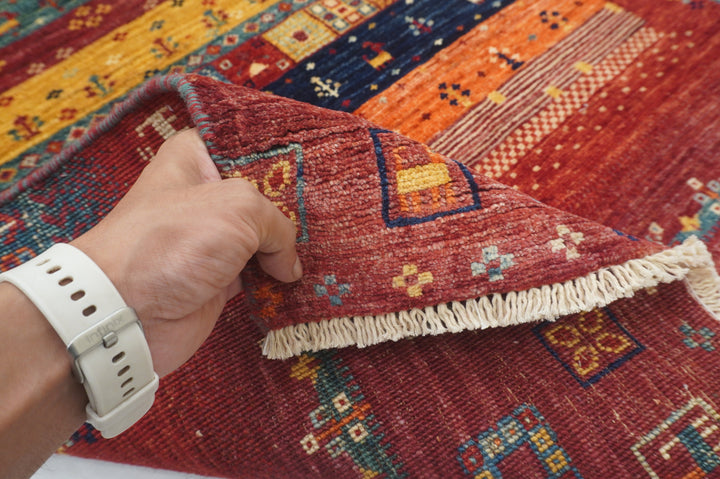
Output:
[145, 129, 222, 189]
[237, 183, 302, 283]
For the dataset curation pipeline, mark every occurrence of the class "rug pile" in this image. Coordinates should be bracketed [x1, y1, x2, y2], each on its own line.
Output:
[1, 1, 720, 477]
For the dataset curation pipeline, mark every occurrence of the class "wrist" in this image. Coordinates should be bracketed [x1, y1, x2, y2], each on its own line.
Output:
[70, 232, 129, 306]
[0, 282, 86, 417]
[70, 230, 152, 326]
[0, 282, 86, 477]
[0, 244, 159, 438]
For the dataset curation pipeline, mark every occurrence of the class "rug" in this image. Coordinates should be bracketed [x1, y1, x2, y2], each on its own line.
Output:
[2, 1, 720, 478]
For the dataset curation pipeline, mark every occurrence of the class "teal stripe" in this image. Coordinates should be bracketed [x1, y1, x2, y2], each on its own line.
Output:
[0, 0, 94, 49]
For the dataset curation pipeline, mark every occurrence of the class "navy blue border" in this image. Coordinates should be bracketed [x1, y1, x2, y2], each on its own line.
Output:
[533, 307, 645, 388]
[369, 128, 482, 228]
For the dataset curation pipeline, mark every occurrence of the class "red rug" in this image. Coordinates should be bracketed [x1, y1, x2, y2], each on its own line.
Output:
[2, 1, 720, 478]
[1, 73, 718, 478]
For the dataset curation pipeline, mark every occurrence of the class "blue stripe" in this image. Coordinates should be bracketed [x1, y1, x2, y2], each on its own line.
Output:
[266, 0, 516, 111]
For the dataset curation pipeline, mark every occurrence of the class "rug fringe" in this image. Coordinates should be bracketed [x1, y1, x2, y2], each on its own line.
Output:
[262, 236, 720, 359]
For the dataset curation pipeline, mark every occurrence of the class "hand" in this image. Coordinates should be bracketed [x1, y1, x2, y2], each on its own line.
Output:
[71, 129, 301, 376]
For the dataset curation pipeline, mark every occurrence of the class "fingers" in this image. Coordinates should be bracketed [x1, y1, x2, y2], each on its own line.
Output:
[147, 131, 302, 286]
[146, 129, 221, 188]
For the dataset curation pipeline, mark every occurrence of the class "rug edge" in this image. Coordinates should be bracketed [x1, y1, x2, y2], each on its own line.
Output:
[0, 75, 194, 205]
[262, 236, 720, 359]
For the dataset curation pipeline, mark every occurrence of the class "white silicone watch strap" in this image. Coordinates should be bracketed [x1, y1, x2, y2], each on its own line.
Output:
[0, 243, 159, 438]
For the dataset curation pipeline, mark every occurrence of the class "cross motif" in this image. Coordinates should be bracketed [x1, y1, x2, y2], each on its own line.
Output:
[392, 264, 433, 297]
[471, 245, 515, 282]
[549, 225, 584, 260]
[314, 274, 351, 306]
[680, 323, 716, 351]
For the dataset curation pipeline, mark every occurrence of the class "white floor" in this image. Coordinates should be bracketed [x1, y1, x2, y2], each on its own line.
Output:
[32, 454, 222, 479]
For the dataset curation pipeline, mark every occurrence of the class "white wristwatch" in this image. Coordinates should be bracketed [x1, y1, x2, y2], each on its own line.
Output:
[0, 243, 159, 438]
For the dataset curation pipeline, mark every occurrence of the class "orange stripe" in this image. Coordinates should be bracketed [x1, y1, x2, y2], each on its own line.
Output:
[354, 0, 606, 143]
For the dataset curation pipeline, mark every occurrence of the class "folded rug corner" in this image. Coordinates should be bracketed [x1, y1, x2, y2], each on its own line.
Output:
[160, 75, 720, 359]
[9, 73, 718, 361]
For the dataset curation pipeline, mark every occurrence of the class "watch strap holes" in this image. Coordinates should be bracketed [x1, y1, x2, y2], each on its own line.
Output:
[58, 276, 73, 286]
[121, 377, 133, 388]
[122, 387, 136, 398]
[82, 305, 97, 317]
[47, 265, 61, 274]
[36, 258, 50, 266]
[112, 351, 125, 363]
[118, 365, 130, 376]
[71, 290, 85, 301]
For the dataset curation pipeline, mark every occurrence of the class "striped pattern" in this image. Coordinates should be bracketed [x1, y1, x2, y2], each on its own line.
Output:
[0, 0, 282, 168]
[475, 26, 660, 178]
[0, 0, 96, 48]
[0, 0, 159, 92]
[429, 5, 644, 165]
[0, 0, 311, 192]
[353, 0, 606, 142]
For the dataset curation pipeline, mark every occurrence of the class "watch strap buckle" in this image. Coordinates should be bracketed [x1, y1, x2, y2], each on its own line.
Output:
[67, 307, 142, 384]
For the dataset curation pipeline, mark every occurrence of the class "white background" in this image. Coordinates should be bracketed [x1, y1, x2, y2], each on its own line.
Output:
[32, 455, 223, 479]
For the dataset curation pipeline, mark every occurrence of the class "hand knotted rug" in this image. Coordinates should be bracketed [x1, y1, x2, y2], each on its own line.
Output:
[2, 1, 720, 478]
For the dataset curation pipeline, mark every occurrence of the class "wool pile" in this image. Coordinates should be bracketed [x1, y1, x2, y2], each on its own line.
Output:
[1, 1, 720, 477]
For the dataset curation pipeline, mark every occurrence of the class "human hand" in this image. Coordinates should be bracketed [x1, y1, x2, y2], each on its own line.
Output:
[71, 128, 301, 377]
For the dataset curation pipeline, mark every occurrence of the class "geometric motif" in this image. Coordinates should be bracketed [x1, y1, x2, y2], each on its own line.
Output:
[314, 274, 352, 306]
[679, 323, 716, 351]
[548, 225, 585, 260]
[470, 245, 515, 282]
[0, 167, 17, 183]
[631, 397, 720, 479]
[291, 352, 405, 477]
[0, 211, 23, 247]
[263, 10, 337, 62]
[392, 263, 434, 297]
[246, 284, 283, 322]
[370, 128, 482, 227]
[534, 308, 644, 388]
[215, 143, 310, 243]
[672, 176, 720, 246]
[457, 404, 583, 478]
[307, 0, 377, 34]
[209, 36, 291, 89]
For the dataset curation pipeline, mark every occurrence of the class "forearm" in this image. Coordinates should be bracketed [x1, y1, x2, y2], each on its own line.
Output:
[0, 282, 86, 479]
[0, 129, 300, 477]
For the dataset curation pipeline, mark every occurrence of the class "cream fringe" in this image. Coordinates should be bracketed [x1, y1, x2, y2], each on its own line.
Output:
[262, 236, 720, 359]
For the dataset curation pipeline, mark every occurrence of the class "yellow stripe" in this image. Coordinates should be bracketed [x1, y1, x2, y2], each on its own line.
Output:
[2, 0, 282, 166]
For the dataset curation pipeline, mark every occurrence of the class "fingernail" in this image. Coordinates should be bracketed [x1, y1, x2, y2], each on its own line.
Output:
[292, 257, 303, 280]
